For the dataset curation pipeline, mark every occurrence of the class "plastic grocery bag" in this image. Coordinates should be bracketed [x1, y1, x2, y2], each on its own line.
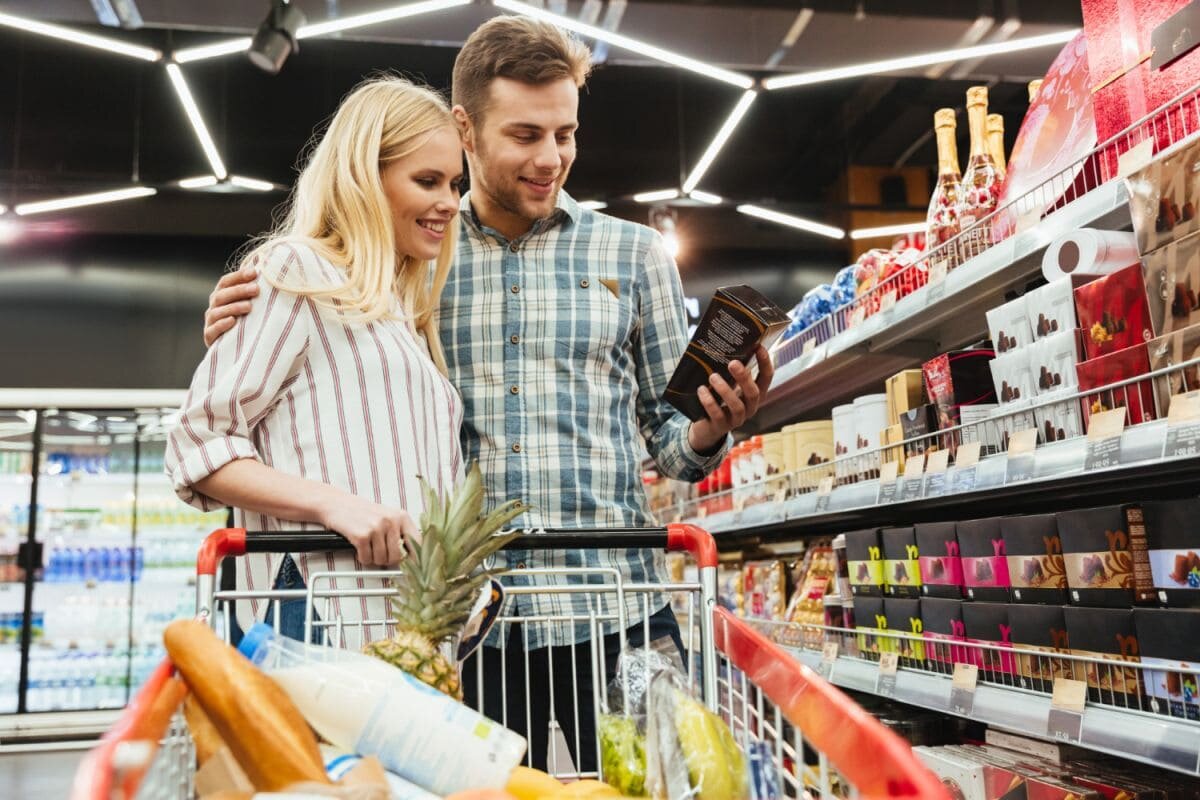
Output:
[646, 671, 748, 800]
[597, 648, 676, 797]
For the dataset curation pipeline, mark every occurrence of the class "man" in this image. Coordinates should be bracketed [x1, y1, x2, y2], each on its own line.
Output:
[202, 15, 774, 771]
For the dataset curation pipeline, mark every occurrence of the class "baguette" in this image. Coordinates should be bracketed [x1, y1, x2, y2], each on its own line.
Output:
[183, 694, 226, 766]
[164, 619, 329, 791]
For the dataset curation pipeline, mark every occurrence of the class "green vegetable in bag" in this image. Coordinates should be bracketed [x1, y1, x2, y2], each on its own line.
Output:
[598, 713, 647, 796]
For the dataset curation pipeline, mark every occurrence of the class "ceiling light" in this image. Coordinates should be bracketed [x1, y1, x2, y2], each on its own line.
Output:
[230, 175, 276, 192]
[249, 1, 306, 74]
[0, 205, 7, 214]
[0, 11, 161, 61]
[649, 206, 681, 260]
[0, 219, 19, 245]
[174, 38, 253, 64]
[633, 189, 680, 203]
[578, 200, 608, 210]
[178, 176, 219, 189]
[682, 90, 757, 194]
[494, 0, 755, 89]
[736, 204, 844, 240]
[689, 190, 723, 205]
[849, 221, 926, 240]
[764, 28, 1078, 91]
[166, 64, 228, 180]
[15, 186, 157, 216]
[924, 15, 993, 79]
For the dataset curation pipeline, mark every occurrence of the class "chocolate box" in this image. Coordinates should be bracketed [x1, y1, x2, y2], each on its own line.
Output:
[845, 528, 884, 597]
[1075, 342, 1157, 427]
[920, 597, 966, 674]
[1024, 275, 1098, 342]
[957, 516, 1011, 602]
[1008, 604, 1069, 693]
[881, 526, 920, 599]
[1127, 132, 1200, 256]
[1033, 388, 1085, 445]
[1148, 322, 1200, 405]
[987, 295, 1034, 355]
[1058, 504, 1155, 607]
[898, 404, 939, 458]
[853, 595, 888, 657]
[913, 747, 986, 800]
[1144, 230, 1200, 337]
[1028, 328, 1082, 396]
[884, 597, 924, 665]
[885, 369, 925, 427]
[988, 347, 1035, 406]
[1142, 498, 1200, 607]
[1133, 608, 1200, 721]
[1063, 606, 1143, 702]
[1002, 513, 1069, 604]
[916, 521, 964, 599]
[922, 347, 997, 431]
[951, 745, 1104, 800]
[961, 601, 1016, 677]
[1073, 263, 1154, 360]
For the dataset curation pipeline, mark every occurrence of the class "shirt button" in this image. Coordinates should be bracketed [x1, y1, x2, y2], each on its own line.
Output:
[510, 385, 520, 395]
[516, 562, 527, 569]
[510, 284, 520, 294]
[511, 443, 522, 453]
[510, 334, 520, 344]
[580, 279, 590, 288]
[509, 242, 520, 253]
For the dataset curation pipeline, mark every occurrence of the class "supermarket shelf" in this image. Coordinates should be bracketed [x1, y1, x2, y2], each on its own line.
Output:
[751, 179, 1133, 431]
[785, 646, 1200, 776]
[0, 708, 122, 744]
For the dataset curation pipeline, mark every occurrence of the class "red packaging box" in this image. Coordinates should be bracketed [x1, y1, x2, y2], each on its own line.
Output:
[922, 347, 996, 431]
[1072, 264, 1154, 360]
[1075, 343, 1157, 427]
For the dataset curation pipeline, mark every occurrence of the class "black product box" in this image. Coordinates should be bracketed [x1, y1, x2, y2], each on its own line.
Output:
[919, 596, 965, 674]
[845, 527, 884, 597]
[1142, 497, 1200, 608]
[1063, 606, 1143, 703]
[1133, 608, 1200, 721]
[1002, 513, 1069, 604]
[1057, 504, 1155, 607]
[957, 516, 1011, 602]
[881, 526, 920, 598]
[915, 521, 964, 599]
[664, 285, 789, 421]
[899, 404, 939, 458]
[961, 601, 1016, 680]
[1008, 604, 1069, 693]
[883, 597, 923, 667]
[853, 595, 887, 657]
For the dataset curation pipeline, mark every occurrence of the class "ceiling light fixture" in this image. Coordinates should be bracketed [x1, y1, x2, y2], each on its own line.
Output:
[248, 1, 306, 75]
[689, 190, 723, 205]
[737, 204, 845, 240]
[0, 205, 7, 215]
[848, 221, 926, 240]
[0, 10, 161, 61]
[763, 28, 1078, 90]
[166, 64, 229, 180]
[15, 186, 157, 216]
[633, 189, 681, 204]
[230, 175, 276, 192]
[178, 176, 220, 189]
[493, 0, 754, 89]
[682, 90, 757, 194]
[923, 15, 993, 79]
[578, 200, 608, 210]
[0, 219, 18, 245]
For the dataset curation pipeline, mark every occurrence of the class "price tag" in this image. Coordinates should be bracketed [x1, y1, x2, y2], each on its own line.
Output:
[948, 663, 979, 715]
[1117, 138, 1155, 178]
[1005, 428, 1039, 484]
[816, 641, 839, 680]
[924, 449, 950, 497]
[802, 337, 816, 356]
[900, 452, 926, 500]
[876, 651, 900, 696]
[814, 476, 834, 513]
[1164, 393, 1200, 459]
[879, 290, 898, 313]
[1047, 678, 1087, 743]
[877, 460, 900, 504]
[951, 441, 982, 493]
[1084, 408, 1126, 471]
[849, 307, 866, 328]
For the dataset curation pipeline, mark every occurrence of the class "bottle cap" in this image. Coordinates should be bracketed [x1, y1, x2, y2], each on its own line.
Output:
[1028, 79, 1043, 102]
[934, 108, 956, 128]
[237, 622, 277, 664]
[986, 113, 1004, 132]
[966, 86, 988, 107]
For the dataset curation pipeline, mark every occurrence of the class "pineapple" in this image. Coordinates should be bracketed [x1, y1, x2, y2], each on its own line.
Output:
[363, 464, 524, 699]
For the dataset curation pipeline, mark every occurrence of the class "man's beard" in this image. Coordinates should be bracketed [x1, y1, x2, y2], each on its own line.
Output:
[474, 140, 565, 223]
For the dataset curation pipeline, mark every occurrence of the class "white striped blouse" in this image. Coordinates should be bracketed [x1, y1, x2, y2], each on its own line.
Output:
[165, 242, 464, 648]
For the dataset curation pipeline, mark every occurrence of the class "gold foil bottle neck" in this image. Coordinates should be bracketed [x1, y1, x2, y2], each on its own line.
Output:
[966, 85, 989, 108]
[986, 113, 1003, 135]
[934, 108, 957, 129]
[1028, 79, 1043, 102]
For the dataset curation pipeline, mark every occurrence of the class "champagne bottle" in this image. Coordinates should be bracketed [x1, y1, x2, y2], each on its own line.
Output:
[1028, 79, 1043, 103]
[986, 113, 1006, 179]
[925, 108, 963, 276]
[958, 86, 1001, 258]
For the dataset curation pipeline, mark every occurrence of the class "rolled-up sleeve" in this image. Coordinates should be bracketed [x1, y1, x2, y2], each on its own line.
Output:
[165, 245, 312, 509]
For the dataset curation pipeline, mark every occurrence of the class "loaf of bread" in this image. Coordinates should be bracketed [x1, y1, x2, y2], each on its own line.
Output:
[164, 619, 329, 791]
[183, 694, 226, 766]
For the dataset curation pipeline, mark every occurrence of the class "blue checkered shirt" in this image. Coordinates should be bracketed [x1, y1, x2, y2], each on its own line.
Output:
[441, 190, 728, 649]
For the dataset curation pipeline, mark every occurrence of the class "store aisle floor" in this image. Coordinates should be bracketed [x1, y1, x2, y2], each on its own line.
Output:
[0, 747, 88, 797]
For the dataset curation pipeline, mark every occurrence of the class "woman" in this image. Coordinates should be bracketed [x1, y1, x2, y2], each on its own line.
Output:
[166, 76, 464, 648]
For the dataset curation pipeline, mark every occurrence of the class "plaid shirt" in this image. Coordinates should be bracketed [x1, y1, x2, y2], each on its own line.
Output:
[442, 190, 728, 649]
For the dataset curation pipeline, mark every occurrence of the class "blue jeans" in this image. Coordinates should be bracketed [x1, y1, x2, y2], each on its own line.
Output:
[263, 555, 324, 644]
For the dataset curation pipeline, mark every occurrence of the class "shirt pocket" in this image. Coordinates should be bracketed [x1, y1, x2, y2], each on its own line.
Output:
[554, 275, 635, 360]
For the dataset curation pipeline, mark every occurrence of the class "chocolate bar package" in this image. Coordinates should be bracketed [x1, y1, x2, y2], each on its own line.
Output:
[1147, 322, 1200, 405]
[1144, 226, 1200, 337]
[884, 597, 924, 665]
[1032, 388, 1086, 445]
[1126, 122, 1200, 256]
[913, 747, 986, 800]
[1133, 608, 1200, 721]
[1143, 498, 1200, 607]
[961, 601, 1016, 677]
[845, 528, 884, 597]
[664, 285, 789, 421]
[1024, 275, 1099, 342]
[957, 516, 1011, 602]
[989, 347, 1036, 406]
[987, 295, 1034, 355]
[899, 404, 939, 458]
[1027, 328, 1082, 396]
[1073, 263, 1154, 360]
[1008, 604, 1069, 693]
[881, 526, 921, 599]
[922, 347, 997, 431]
[1058, 504, 1155, 607]
[1075, 342, 1158, 428]
[1063, 606, 1143, 702]
[1002, 513, 1069, 604]
[853, 595, 888, 657]
[916, 521, 964, 599]
[920, 596, 967, 674]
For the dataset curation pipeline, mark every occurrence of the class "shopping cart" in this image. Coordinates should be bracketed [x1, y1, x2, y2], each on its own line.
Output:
[71, 524, 949, 800]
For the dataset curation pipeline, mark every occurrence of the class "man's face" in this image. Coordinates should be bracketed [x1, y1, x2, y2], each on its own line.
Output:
[461, 77, 579, 225]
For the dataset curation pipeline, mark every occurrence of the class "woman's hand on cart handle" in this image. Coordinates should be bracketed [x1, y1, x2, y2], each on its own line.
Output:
[316, 492, 419, 567]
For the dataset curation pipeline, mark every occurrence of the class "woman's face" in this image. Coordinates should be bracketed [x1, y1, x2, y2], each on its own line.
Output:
[381, 124, 463, 263]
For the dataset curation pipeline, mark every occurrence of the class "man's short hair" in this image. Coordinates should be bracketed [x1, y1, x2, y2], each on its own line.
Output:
[452, 15, 592, 122]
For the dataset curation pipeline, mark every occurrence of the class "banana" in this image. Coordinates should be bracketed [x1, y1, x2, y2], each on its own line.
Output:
[672, 689, 746, 800]
[505, 765, 564, 800]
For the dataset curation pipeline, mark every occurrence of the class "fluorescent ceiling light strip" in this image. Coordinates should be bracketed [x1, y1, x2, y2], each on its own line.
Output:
[15, 187, 156, 216]
[633, 189, 680, 203]
[174, 38, 252, 64]
[0, 205, 6, 215]
[297, 0, 472, 38]
[848, 221, 926, 240]
[0, 11, 161, 61]
[178, 176, 219, 189]
[682, 90, 757, 194]
[737, 204, 844, 240]
[230, 175, 275, 192]
[494, 0, 754, 89]
[166, 64, 228, 180]
[924, 15, 993, 79]
[764, 28, 1078, 90]
[689, 190, 722, 205]
[578, 200, 608, 210]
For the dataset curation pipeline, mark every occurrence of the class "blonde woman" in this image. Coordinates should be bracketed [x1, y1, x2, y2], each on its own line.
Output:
[166, 77, 464, 648]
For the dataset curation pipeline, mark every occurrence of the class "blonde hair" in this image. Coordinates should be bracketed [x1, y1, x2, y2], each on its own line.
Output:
[242, 76, 458, 372]
[452, 15, 591, 123]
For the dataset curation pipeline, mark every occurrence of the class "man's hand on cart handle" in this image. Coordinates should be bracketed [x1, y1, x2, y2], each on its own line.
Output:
[317, 492, 419, 567]
[204, 264, 260, 348]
